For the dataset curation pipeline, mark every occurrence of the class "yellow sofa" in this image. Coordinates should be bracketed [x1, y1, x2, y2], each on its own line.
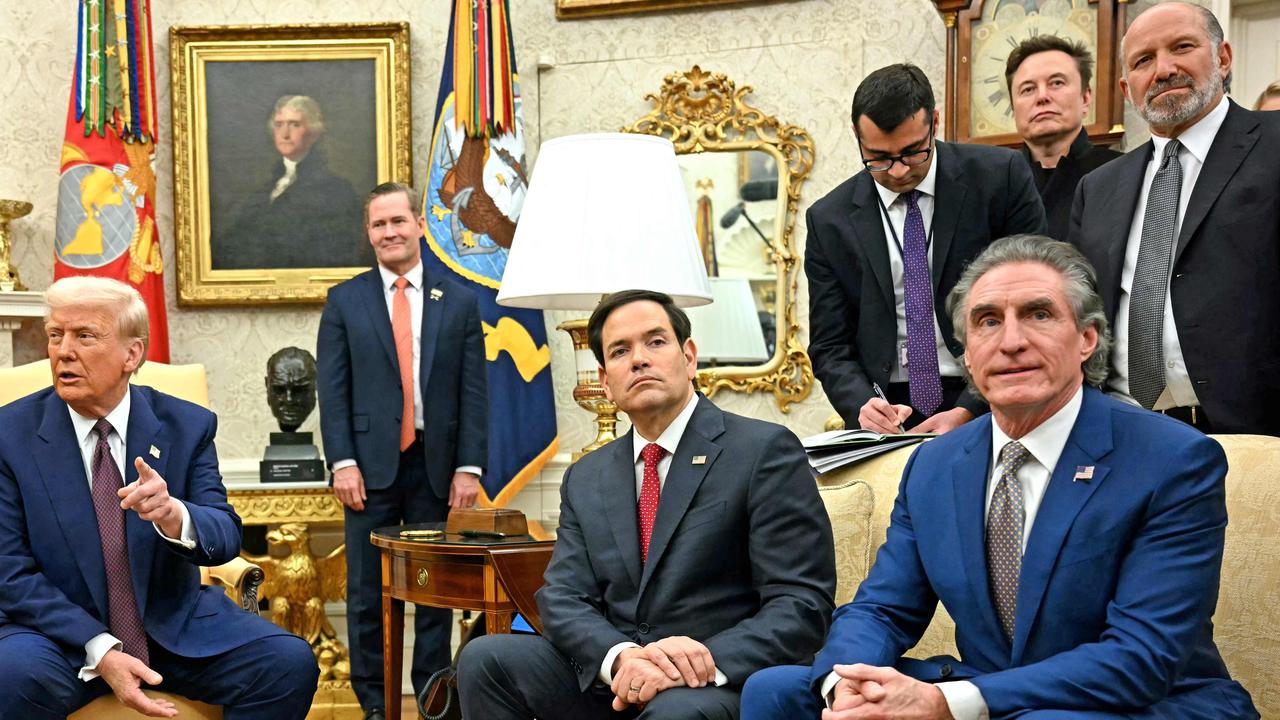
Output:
[816, 434, 1280, 717]
[0, 358, 209, 408]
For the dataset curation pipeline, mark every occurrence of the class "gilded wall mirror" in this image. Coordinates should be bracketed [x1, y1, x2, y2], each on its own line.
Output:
[623, 66, 813, 411]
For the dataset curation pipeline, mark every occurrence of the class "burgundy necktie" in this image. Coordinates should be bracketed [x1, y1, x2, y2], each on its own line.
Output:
[637, 443, 666, 564]
[91, 419, 149, 664]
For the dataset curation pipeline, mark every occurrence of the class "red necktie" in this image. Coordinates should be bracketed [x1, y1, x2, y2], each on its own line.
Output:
[90, 419, 149, 664]
[392, 277, 415, 452]
[638, 443, 666, 563]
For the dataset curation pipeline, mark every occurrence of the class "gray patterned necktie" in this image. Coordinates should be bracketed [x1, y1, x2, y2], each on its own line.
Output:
[1128, 140, 1184, 409]
[91, 419, 149, 664]
[987, 440, 1029, 643]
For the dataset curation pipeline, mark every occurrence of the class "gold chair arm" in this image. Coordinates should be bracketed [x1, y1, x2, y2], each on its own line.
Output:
[201, 557, 265, 615]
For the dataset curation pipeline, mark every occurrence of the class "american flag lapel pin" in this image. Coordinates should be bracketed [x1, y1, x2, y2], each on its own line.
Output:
[691, 455, 706, 465]
[430, 288, 444, 301]
[1073, 465, 1094, 483]
[149, 445, 161, 459]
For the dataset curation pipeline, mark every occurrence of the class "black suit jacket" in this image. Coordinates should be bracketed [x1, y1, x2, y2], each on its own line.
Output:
[535, 397, 836, 691]
[214, 148, 367, 271]
[1069, 101, 1280, 435]
[806, 141, 1047, 424]
[317, 265, 488, 496]
[1024, 128, 1121, 241]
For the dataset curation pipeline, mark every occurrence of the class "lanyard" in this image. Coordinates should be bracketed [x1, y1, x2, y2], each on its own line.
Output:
[874, 190, 934, 260]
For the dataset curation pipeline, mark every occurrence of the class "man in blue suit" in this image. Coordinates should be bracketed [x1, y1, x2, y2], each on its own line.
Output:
[0, 276, 318, 719]
[742, 236, 1257, 718]
[317, 181, 488, 720]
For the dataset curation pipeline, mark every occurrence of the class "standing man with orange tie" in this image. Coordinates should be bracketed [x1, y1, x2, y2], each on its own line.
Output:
[318, 182, 488, 720]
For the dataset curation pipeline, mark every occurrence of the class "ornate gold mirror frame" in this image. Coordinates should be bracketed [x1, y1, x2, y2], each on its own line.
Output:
[622, 66, 813, 411]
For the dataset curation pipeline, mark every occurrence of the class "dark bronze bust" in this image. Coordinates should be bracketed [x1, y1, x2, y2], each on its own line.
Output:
[265, 347, 317, 433]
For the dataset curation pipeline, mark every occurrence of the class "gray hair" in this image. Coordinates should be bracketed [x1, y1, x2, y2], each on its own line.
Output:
[269, 95, 326, 135]
[947, 234, 1111, 391]
[44, 276, 150, 366]
[1122, 2, 1232, 92]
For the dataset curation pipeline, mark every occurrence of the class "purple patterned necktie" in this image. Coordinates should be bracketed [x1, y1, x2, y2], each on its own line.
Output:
[91, 419, 149, 664]
[902, 191, 943, 417]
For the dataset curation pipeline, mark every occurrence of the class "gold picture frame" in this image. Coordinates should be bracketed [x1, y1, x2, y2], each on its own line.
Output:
[556, 0, 759, 19]
[623, 66, 815, 412]
[170, 22, 411, 306]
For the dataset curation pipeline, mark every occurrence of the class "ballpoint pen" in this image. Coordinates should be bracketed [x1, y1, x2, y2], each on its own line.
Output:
[871, 381, 906, 433]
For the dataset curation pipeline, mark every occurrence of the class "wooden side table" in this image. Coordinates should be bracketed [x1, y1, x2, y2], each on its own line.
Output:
[371, 524, 555, 720]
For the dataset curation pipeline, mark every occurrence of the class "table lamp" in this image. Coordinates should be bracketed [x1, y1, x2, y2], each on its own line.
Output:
[497, 133, 712, 459]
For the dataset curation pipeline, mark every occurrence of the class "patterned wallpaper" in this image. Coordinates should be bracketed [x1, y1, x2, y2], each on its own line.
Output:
[0, 0, 1187, 477]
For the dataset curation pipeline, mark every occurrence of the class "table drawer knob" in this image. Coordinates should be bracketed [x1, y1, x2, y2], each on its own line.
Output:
[416, 568, 429, 587]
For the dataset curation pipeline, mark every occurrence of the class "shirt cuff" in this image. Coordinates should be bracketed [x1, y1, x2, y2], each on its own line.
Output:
[79, 632, 122, 681]
[936, 681, 989, 720]
[821, 671, 840, 707]
[454, 465, 482, 477]
[331, 458, 357, 472]
[153, 499, 196, 549]
[600, 641, 640, 685]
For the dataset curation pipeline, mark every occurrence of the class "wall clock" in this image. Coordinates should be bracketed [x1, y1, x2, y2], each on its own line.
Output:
[932, 0, 1127, 147]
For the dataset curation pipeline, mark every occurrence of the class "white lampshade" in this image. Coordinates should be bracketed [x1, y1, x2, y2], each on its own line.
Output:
[685, 277, 769, 363]
[496, 133, 713, 310]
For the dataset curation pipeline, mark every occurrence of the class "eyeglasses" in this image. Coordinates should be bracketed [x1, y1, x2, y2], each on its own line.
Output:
[859, 122, 935, 173]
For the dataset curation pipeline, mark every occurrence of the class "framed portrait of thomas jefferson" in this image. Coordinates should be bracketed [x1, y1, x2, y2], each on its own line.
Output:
[170, 22, 411, 305]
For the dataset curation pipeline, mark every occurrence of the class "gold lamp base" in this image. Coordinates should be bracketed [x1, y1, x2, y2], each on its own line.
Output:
[0, 199, 32, 292]
[557, 318, 619, 461]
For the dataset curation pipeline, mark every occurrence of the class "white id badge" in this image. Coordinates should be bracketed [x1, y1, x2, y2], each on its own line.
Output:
[899, 342, 909, 368]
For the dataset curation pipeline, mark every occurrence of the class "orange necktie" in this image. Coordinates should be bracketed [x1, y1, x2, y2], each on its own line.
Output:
[392, 277, 415, 451]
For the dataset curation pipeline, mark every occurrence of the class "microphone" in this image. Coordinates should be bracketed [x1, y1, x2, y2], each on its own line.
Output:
[739, 179, 778, 202]
[720, 203, 745, 229]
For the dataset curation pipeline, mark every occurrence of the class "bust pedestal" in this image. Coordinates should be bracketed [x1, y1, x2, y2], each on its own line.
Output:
[260, 431, 326, 483]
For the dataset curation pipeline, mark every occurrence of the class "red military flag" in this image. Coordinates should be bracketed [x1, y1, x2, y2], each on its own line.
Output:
[54, 0, 168, 361]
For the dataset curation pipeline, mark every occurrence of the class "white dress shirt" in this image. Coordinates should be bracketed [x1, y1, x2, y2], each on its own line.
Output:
[870, 153, 964, 382]
[331, 260, 481, 478]
[1109, 95, 1229, 411]
[599, 393, 729, 688]
[68, 390, 197, 681]
[270, 156, 300, 201]
[821, 387, 1084, 717]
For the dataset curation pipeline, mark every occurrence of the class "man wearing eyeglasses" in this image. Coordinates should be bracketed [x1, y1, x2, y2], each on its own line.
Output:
[805, 63, 1047, 435]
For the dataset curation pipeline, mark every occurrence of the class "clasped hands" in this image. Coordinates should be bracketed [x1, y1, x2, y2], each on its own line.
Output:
[609, 636, 716, 711]
[825, 664, 952, 720]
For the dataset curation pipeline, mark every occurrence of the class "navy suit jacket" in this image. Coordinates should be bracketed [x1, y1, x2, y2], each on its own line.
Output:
[536, 398, 836, 692]
[0, 386, 287, 662]
[317, 265, 487, 496]
[809, 388, 1254, 716]
[805, 141, 1047, 424]
[1070, 101, 1280, 435]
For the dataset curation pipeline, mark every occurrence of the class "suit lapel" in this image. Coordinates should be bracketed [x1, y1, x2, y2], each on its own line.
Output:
[124, 386, 165, 619]
[930, 143, 966, 292]
[599, 433, 643, 590]
[849, 174, 896, 312]
[359, 270, 399, 371]
[951, 417, 1005, 647]
[34, 392, 109, 620]
[1173, 102, 1259, 266]
[1097, 147, 1150, 321]
[637, 399, 723, 598]
[1010, 389, 1113, 662]
[419, 269, 445, 390]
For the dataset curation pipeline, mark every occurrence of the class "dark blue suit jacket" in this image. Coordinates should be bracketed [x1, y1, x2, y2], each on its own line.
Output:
[810, 388, 1255, 717]
[0, 386, 288, 661]
[317, 265, 487, 497]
